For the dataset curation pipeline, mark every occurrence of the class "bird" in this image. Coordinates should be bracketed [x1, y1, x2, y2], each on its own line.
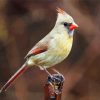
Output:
[0, 8, 78, 93]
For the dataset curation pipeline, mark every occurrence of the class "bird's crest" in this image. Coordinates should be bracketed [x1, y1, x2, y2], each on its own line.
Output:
[56, 7, 66, 15]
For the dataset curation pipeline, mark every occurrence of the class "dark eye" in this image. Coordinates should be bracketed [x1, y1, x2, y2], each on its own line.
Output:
[64, 22, 72, 27]
[64, 22, 68, 26]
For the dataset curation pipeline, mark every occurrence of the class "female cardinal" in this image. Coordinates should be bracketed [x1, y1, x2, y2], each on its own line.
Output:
[0, 8, 78, 93]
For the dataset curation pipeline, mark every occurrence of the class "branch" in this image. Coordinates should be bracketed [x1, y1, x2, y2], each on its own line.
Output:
[44, 74, 64, 100]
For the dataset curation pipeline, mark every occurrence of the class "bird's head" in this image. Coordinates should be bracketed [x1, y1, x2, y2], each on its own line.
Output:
[55, 7, 78, 36]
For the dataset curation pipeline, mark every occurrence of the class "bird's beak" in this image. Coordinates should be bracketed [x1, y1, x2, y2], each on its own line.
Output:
[69, 22, 78, 31]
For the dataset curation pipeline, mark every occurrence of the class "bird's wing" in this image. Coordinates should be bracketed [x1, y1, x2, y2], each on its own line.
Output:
[25, 44, 48, 58]
[25, 35, 53, 58]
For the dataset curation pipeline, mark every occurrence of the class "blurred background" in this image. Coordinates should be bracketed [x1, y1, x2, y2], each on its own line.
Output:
[0, 0, 100, 100]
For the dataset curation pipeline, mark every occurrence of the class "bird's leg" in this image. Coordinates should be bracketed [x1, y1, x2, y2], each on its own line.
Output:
[52, 68, 61, 75]
[43, 67, 53, 78]
[43, 67, 64, 82]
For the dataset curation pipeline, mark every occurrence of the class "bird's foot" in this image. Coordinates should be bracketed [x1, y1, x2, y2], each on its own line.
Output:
[43, 67, 65, 81]
[52, 68, 65, 80]
[47, 74, 64, 94]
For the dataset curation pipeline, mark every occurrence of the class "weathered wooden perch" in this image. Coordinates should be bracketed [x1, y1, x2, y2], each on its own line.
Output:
[44, 74, 64, 100]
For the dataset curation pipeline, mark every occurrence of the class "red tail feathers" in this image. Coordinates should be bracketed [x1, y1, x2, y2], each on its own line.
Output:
[0, 63, 28, 93]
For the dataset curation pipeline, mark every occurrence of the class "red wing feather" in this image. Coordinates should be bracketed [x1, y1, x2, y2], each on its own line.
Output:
[31, 48, 47, 55]
[25, 47, 48, 58]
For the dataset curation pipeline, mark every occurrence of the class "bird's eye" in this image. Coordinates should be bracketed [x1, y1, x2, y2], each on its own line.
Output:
[64, 22, 68, 26]
[64, 22, 72, 27]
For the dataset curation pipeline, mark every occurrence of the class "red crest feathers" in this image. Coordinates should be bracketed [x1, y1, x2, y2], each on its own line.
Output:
[56, 7, 66, 15]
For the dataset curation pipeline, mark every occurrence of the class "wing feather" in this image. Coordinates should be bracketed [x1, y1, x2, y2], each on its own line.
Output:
[25, 46, 48, 58]
[25, 34, 53, 58]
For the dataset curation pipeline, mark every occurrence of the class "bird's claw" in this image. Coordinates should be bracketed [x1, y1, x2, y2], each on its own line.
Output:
[51, 68, 65, 80]
[47, 74, 64, 94]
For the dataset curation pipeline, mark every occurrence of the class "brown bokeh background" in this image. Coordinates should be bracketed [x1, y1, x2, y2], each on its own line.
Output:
[0, 0, 100, 100]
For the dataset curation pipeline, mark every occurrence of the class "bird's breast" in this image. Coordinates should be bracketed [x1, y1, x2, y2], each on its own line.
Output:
[50, 33, 73, 57]
[43, 33, 73, 66]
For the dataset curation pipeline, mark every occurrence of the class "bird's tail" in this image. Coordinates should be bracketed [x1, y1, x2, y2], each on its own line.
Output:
[0, 63, 28, 93]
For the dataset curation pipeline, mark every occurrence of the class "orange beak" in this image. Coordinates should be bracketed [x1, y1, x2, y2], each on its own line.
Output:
[69, 23, 78, 31]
